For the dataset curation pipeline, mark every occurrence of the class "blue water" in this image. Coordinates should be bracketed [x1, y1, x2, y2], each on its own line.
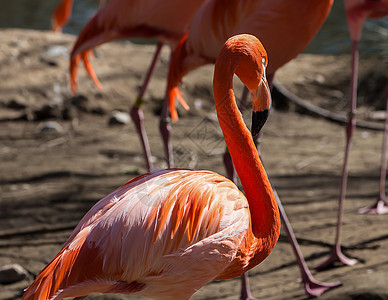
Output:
[0, 0, 386, 56]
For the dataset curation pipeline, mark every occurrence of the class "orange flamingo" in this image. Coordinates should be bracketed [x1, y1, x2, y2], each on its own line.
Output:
[315, 0, 388, 270]
[21, 34, 280, 300]
[167, 0, 335, 123]
[69, 0, 206, 171]
[167, 0, 335, 186]
[166, 0, 341, 297]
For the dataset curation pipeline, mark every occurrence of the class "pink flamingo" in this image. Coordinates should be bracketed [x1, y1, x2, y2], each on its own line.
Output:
[167, 0, 342, 297]
[21, 34, 280, 300]
[315, 0, 388, 270]
[69, 0, 207, 170]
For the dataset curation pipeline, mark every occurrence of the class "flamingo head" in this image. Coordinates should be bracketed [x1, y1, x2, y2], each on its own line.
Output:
[229, 35, 271, 138]
[214, 34, 271, 138]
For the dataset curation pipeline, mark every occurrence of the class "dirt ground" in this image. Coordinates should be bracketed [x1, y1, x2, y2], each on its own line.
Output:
[0, 29, 388, 300]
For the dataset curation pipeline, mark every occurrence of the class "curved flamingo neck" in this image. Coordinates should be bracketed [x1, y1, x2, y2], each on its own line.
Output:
[213, 46, 279, 242]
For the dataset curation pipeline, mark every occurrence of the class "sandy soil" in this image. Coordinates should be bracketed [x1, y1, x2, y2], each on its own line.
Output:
[0, 29, 388, 300]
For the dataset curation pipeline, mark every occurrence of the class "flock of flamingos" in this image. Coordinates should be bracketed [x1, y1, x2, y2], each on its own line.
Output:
[21, 0, 388, 299]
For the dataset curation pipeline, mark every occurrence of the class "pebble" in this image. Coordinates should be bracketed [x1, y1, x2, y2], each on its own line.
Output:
[0, 264, 28, 284]
[37, 121, 64, 134]
[367, 111, 387, 121]
[44, 45, 69, 58]
[108, 111, 131, 125]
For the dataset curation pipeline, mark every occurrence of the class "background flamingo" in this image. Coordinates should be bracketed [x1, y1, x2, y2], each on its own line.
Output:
[167, 0, 334, 183]
[315, 0, 388, 270]
[69, 0, 207, 171]
[21, 34, 280, 300]
[166, 0, 341, 297]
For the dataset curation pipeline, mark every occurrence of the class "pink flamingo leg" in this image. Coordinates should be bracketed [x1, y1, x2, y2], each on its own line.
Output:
[240, 272, 257, 300]
[159, 88, 174, 168]
[239, 186, 343, 298]
[273, 189, 342, 295]
[315, 41, 360, 269]
[358, 82, 388, 214]
[130, 41, 164, 171]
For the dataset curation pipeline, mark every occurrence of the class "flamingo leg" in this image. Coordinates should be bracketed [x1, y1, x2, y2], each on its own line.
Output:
[265, 73, 343, 293]
[159, 86, 174, 168]
[315, 41, 360, 269]
[130, 41, 164, 171]
[273, 189, 342, 295]
[358, 83, 388, 214]
[240, 272, 257, 300]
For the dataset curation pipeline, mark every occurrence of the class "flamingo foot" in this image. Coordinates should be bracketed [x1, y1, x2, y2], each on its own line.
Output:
[130, 100, 153, 171]
[314, 245, 357, 270]
[358, 197, 388, 215]
[240, 273, 257, 300]
[302, 276, 342, 297]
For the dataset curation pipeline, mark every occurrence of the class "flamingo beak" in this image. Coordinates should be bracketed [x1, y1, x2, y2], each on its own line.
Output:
[251, 73, 271, 139]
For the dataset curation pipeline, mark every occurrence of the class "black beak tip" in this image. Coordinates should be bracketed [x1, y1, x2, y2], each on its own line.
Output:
[251, 109, 269, 138]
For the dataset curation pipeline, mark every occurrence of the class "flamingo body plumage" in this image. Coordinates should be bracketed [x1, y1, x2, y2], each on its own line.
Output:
[22, 34, 280, 300]
[168, 0, 334, 120]
[23, 170, 267, 299]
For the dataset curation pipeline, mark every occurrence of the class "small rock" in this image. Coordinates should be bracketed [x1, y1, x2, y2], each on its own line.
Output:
[194, 99, 203, 110]
[367, 111, 387, 121]
[40, 45, 69, 66]
[45, 45, 69, 58]
[0, 264, 28, 284]
[37, 121, 64, 134]
[108, 111, 131, 125]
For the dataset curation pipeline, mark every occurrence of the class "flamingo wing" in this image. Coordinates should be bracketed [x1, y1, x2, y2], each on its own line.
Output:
[22, 169, 252, 300]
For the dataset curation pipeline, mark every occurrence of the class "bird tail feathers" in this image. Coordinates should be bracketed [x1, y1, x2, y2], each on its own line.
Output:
[21, 248, 80, 300]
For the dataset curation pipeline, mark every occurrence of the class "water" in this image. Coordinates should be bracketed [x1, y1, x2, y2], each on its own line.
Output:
[0, 0, 386, 57]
